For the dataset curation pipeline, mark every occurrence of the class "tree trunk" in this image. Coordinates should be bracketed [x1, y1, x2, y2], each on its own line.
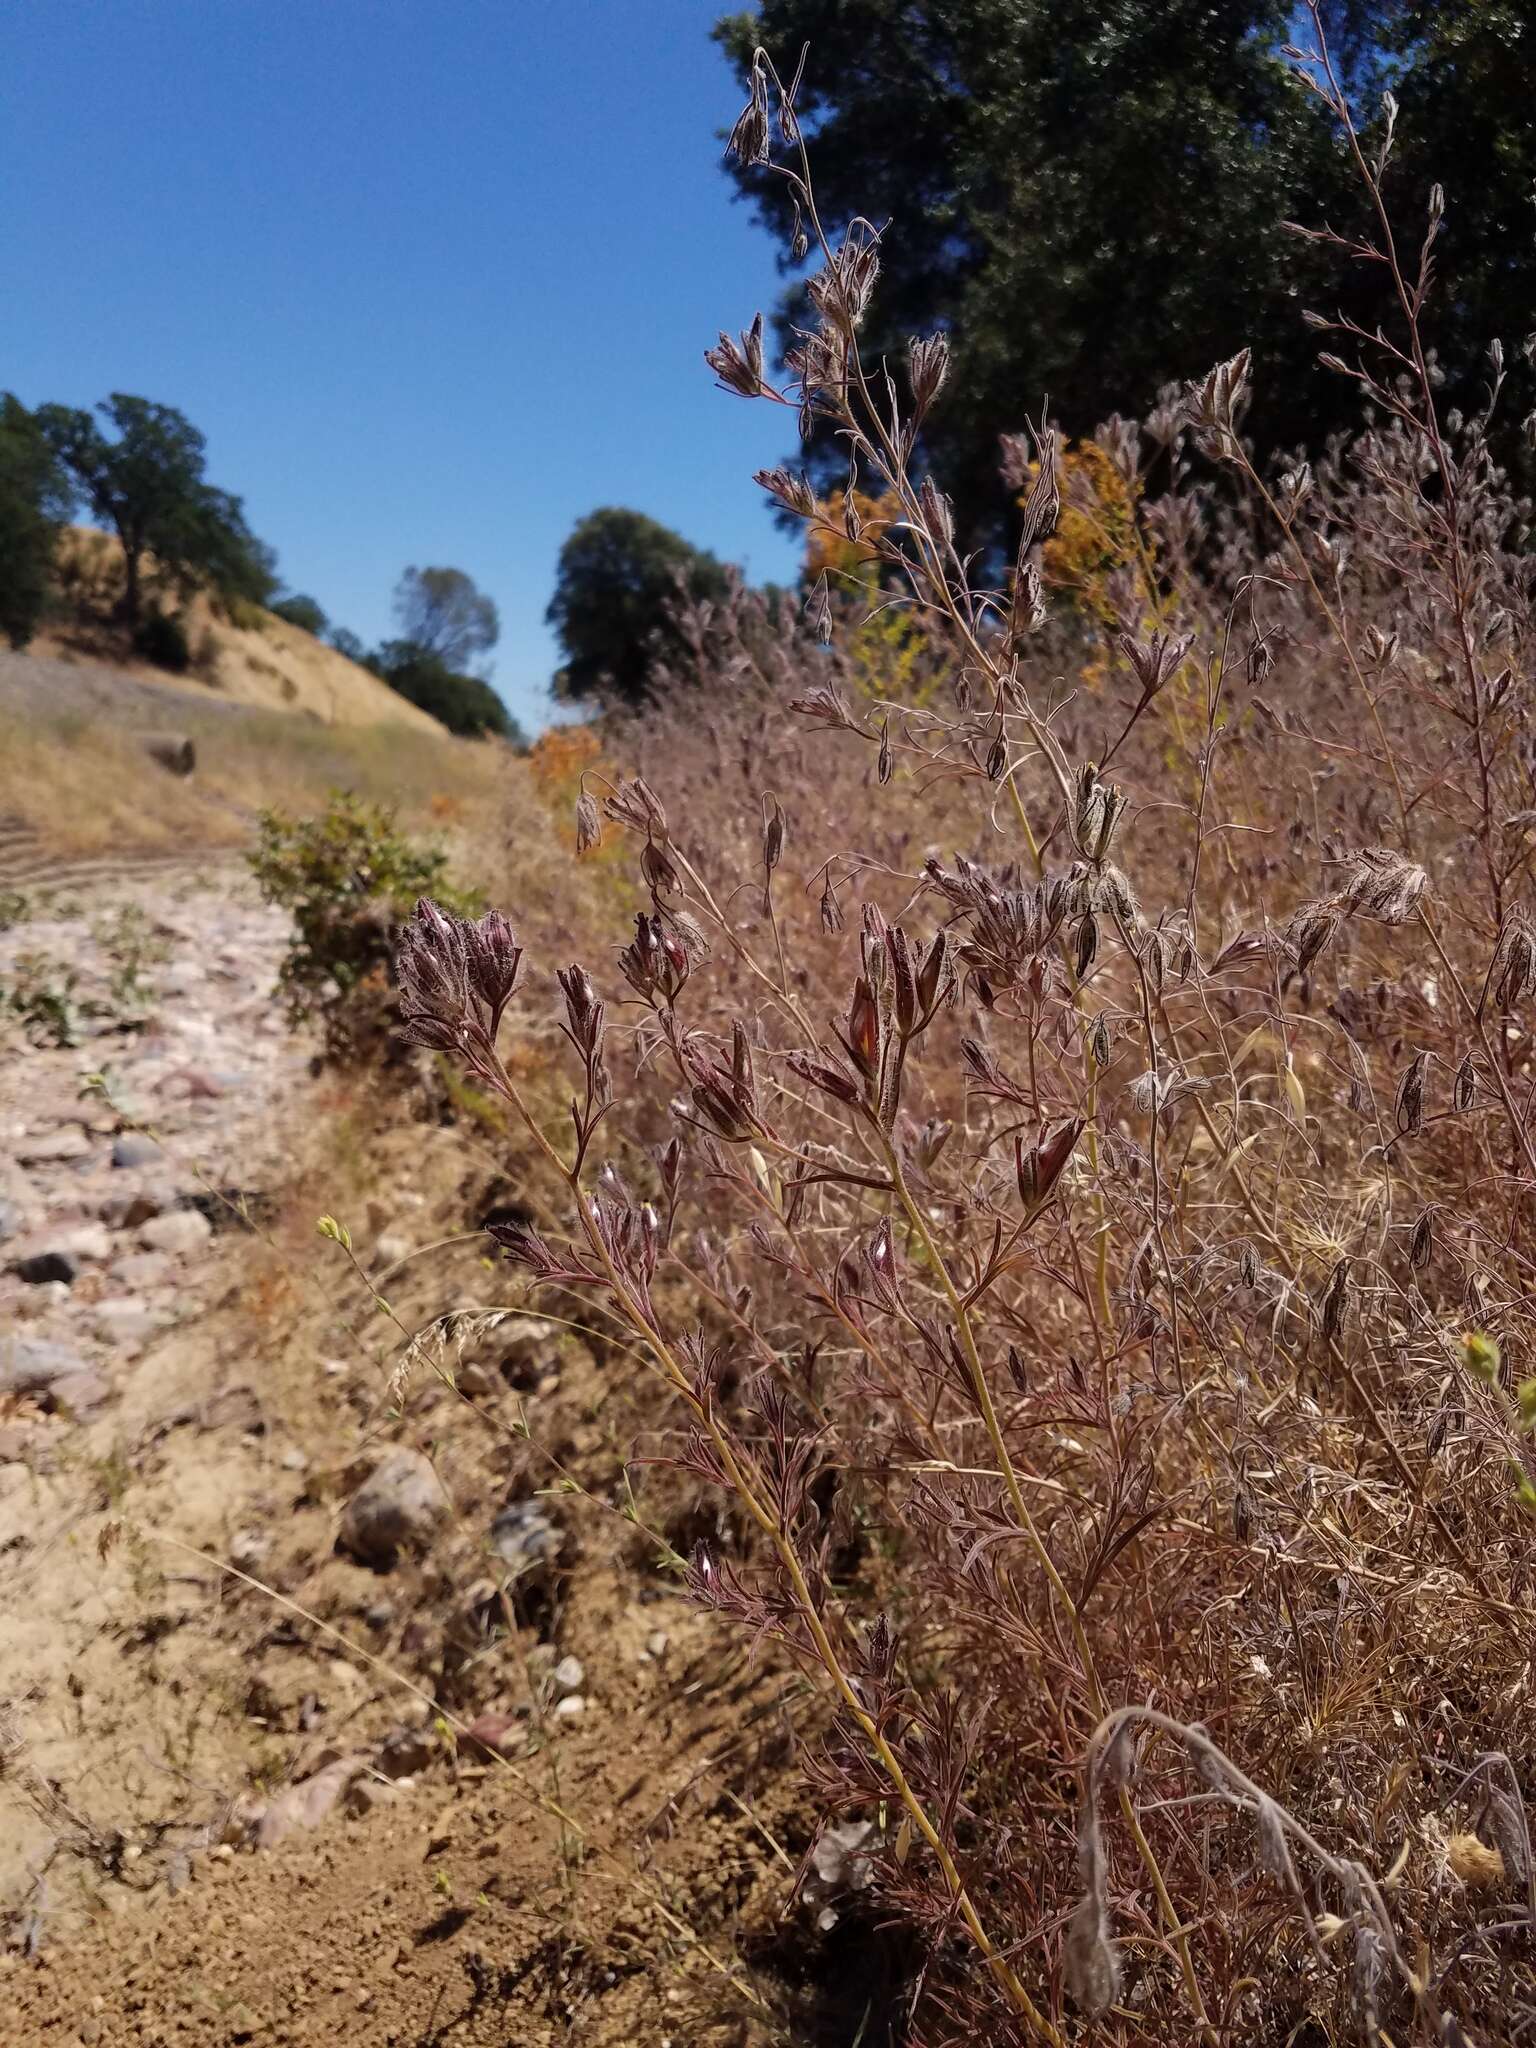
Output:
[121, 543, 142, 628]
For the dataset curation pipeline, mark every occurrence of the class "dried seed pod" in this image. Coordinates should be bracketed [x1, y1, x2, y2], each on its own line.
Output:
[1287, 900, 1341, 975]
[705, 312, 768, 398]
[762, 797, 785, 877]
[916, 930, 953, 1017]
[1410, 1209, 1435, 1271]
[1008, 557, 1046, 646]
[1189, 347, 1252, 461]
[847, 977, 881, 1078]
[917, 475, 954, 551]
[574, 791, 602, 856]
[1487, 912, 1536, 1013]
[1394, 1050, 1430, 1136]
[557, 963, 604, 1056]
[1320, 1258, 1351, 1345]
[1119, 628, 1194, 704]
[724, 53, 771, 166]
[820, 872, 845, 934]
[785, 1050, 861, 1107]
[1016, 417, 1060, 551]
[1089, 1012, 1111, 1070]
[1074, 914, 1099, 980]
[1453, 1052, 1477, 1112]
[908, 332, 950, 416]
[1015, 1117, 1085, 1212]
[640, 837, 680, 896]
[1339, 846, 1428, 925]
[806, 571, 833, 646]
[753, 466, 816, 519]
[877, 717, 892, 784]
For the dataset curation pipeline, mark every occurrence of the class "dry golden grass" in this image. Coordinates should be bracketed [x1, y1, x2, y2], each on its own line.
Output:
[0, 697, 513, 863]
[43, 527, 445, 734]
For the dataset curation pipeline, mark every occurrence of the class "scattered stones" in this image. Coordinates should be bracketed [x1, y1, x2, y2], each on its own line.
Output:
[14, 1249, 80, 1287]
[16, 1129, 91, 1165]
[252, 1754, 367, 1850]
[484, 1315, 561, 1389]
[804, 1820, 883, 1931]
[98, 1186, 170, 1229]
[229, 1530, 269, 1572]
[338, 1449, 451, 1568]
[488, 1500, 562, 1576]
[343, 1776, 397, 1819]
[552, 1694, 586, 1721]
[643, 1629, 670, 1662]
[111, 1134, 162, 1169]
[108, 1249, 172, 1289]
[374, 1233, 411, 1270]
[462, 1712, 520, 1760]
[552, 1654, 585, 1695]
[61, 1222, 114, 1263]
[0, 1336, 89, 1396]
[91, 1297, 162, 1351]
[376, 1726, 439, 1780]
[139, 1208, 213, 1255]
[0, 1197, 22, 1244]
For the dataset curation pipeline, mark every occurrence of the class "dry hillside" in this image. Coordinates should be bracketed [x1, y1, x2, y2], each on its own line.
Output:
[42, 527, 446, 736]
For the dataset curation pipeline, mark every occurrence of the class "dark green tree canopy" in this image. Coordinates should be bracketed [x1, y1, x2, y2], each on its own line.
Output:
[270, 592, 329, 637]
[373, 639, 521, 743]
[547, 506, 731, 707]
[327, 625, 370, 665]
[715, 1, 1535, 543]
[392, 565, 500, 675]
[37, 393, 276, 624]
[0, 394, 72, 650]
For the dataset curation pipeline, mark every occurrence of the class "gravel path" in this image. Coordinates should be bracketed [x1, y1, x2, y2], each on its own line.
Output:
[0, 865, 316, 1421]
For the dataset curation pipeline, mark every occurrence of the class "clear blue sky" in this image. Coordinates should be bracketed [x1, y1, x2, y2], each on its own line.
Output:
[2, 1, 801, 732]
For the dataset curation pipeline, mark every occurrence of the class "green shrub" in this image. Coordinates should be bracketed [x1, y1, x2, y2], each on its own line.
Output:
[249, 791, 479, 1054]
[270, 593, 328, 637]
[377, 645, 521, 742]
[132, 607, 191, 672]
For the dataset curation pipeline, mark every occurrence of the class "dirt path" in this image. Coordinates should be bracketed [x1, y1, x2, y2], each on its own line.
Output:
[0, 870, 831, 2045]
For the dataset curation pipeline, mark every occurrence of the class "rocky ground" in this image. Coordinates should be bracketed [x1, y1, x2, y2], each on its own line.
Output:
[0, 863, 841, 2046]
[1, 864, 310, 1421]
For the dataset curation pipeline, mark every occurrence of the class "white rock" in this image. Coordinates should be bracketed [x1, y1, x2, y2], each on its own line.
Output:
[338, 1449, 451, 1567]
[140, 1209, 213, 1256]
[552, 1655, 585, 1695]
[552, 1694, 586, 1720]
[62, 1223, 114, 1263]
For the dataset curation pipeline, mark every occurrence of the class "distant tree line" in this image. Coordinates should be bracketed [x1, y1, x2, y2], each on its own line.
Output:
[323, 565, 519, 742]
[541, 1, 1536, 711]
[712, 0, 1536, 551]
[0, 387, 520, 741]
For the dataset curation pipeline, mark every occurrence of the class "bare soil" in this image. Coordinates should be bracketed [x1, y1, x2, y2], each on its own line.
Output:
[0, 870, 845, 2046]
